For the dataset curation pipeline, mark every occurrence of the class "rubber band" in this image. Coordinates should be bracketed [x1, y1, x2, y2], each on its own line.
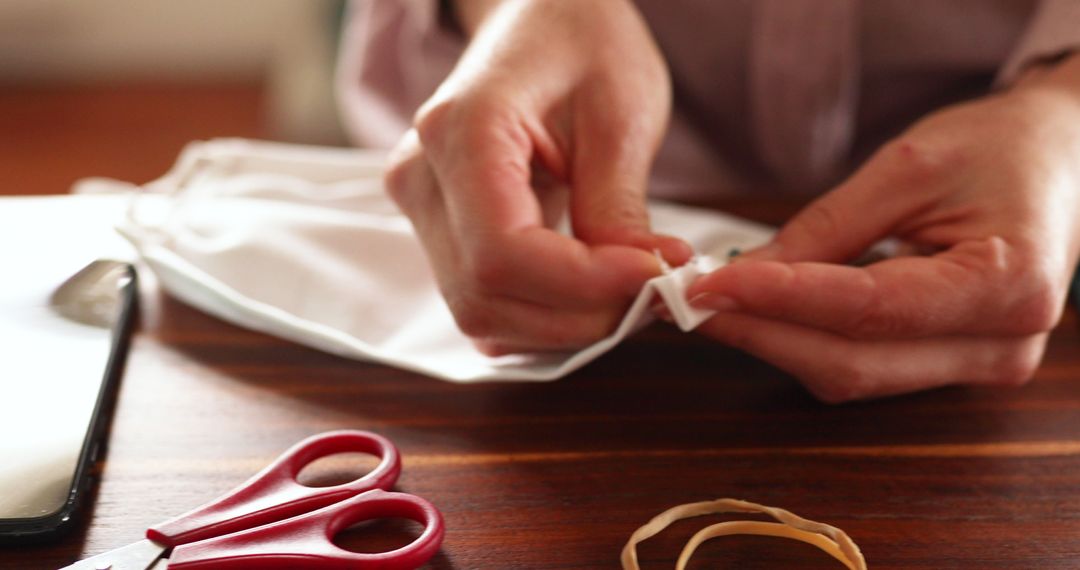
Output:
[621, 498, 866, 569]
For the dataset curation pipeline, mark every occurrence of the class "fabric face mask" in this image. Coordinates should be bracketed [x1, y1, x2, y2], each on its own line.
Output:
[97, 139, 773, 383]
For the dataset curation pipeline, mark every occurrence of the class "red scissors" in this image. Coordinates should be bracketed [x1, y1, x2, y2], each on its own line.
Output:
[61, 430, 444, 570]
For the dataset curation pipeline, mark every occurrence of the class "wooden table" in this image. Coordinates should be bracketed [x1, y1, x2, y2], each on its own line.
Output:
[4, 270, 1079, 569]
[4, 84, 1080, 569]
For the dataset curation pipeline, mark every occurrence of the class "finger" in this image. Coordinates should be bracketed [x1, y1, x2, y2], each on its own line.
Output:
[697, 312, 1047, 403]
[740, 140, 938, 264]
[385, 130, 443, 227]
[688, 236, 1042, 338]
[465, 227, 663, 308]
[386, 135, 635, 349]
[417, 101, 665, 304]
[384, 130, 463, 280]
[416, 99, 542, 237]
[450, 292, 628, 353]
[569, 81, 692, 267]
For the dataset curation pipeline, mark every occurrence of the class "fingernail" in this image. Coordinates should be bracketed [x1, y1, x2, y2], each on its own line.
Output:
[738, 242, 783, 262]
[689, 293, 739, 311]
[660, 237, 694, 267]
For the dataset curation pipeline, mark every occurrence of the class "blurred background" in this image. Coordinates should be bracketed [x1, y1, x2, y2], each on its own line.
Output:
[0, 0, 348, 196]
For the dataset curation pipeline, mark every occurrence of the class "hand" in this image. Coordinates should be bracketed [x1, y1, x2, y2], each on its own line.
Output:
[686, 56, 1080, 402]
[385, 0, 690, 355]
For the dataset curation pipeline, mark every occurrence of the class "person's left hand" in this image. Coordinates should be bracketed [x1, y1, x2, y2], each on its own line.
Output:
[684, 57, 1080, 402]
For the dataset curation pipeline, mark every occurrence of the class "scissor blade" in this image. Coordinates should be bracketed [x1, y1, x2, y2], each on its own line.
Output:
[58, 538, 166, 570]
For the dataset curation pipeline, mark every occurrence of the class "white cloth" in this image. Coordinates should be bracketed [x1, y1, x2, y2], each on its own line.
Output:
[103, 139, 773, 383]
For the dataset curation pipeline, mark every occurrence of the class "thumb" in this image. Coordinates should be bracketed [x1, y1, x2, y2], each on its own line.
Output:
[743, 145, 930, 264]
[568, 95, 691, 267]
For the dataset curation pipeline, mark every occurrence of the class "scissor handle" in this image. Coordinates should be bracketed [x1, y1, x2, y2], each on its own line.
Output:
[148, 430, 401, 546]
[164, 489, 444, 570]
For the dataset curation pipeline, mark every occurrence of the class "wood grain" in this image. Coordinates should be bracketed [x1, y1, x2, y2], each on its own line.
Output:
[2, 84, 1080, 569]
[0, 82, 267, 195]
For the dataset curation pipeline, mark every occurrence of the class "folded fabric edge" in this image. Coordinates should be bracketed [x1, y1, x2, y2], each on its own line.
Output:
[123, 238, 612, 383]
[107, 138, 773, 383]
[651, 259, 718, 331]
[121, 233, 686, 383]
[118, 222, 762, 384]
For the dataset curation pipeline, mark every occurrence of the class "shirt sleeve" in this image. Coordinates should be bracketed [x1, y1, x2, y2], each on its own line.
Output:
[996, 0, 1080, 86]
[335, 0, 464, 149]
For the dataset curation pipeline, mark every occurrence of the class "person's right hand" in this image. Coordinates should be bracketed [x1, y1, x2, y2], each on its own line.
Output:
[385, 0, 690, 355]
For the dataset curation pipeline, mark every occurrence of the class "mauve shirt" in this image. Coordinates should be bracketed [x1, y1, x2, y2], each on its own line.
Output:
[336, 0, 1080, 199]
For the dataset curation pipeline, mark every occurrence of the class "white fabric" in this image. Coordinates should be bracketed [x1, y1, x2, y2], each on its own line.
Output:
[105, 139, 773, 383]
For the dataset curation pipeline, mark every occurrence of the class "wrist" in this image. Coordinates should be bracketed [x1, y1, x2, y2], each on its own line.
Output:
[1000, 55, 1080, 152]
[1011, 52, 1080, 110]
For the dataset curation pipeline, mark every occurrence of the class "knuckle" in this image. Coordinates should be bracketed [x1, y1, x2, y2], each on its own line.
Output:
[810, 359, 876, 404]
[1006, 288, 1063, 335]
[465, 251, 513, 293]
[961, 235, 1010, 276]
[383, 131, 428, 210]
[987, 340, 1044, 387]
[917, 237, 1062, 337]
[585, 200, 650, 241]
[414, 93, 517, 150]
[848, 291, 914, 339]
[849, 310, 899, 339]
[851, 308, 934, 340]
[1001, 263, 1065, 335]
[791, 201, 845, 243]
[879, 136, 960, 181]
[412, 97, 456, 147]
[382, 155, 414, 207]
[447, 295, 496, 338]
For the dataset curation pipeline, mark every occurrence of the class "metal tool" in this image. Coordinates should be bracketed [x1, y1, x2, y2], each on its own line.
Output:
[49, 259, 132, 328]
[60, 430, 444, 569]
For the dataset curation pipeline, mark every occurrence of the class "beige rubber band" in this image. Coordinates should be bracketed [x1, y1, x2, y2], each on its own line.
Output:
[621, 498, 867, 569]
